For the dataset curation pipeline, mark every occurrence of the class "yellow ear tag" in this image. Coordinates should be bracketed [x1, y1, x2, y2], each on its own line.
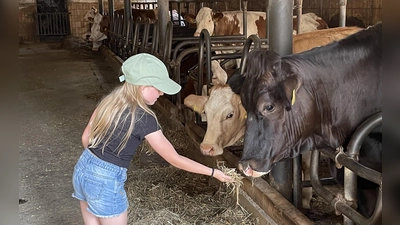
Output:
[241, 112, 247, 120]
[193, 105, 198, 112]
[291, 89, 296, 105]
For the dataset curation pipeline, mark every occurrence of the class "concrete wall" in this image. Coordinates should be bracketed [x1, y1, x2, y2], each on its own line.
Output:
[19, 3, 38, 43]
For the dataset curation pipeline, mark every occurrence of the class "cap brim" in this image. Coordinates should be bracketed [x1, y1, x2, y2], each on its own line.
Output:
[153, 79, 181, 95]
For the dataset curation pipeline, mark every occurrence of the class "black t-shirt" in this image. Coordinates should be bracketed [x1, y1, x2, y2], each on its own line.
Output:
[89, 108, 160, 168]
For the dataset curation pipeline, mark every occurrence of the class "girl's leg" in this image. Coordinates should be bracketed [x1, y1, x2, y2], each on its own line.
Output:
[80, 201, 101, 225]
[99, 210, 128, 225]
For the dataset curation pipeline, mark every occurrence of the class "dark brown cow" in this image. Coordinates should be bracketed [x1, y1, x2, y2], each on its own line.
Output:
[183, 26, 362, 209]
[228, 23, 382, 219]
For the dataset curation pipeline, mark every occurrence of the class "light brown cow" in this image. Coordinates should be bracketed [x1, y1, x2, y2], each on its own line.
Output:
[185, 7, 328, 69]
[184, 7, 328, 38]
[184, 26, 362, 209]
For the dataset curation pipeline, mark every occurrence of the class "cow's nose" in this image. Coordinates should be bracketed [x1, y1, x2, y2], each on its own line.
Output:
[200, 143, 213, 155]
[193, 32, 200, 37]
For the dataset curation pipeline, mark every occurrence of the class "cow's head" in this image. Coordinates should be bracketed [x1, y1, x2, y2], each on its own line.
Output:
[228, 49, 318, 177]
[184, 61, 246, 156]
[184, 85, 247, 156]
[84, 6, 98, 23]
[184, 7, 224, 37]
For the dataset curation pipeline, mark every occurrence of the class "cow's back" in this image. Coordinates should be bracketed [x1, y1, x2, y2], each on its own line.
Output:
[287, 23, 382, 147]
[292, 26, 362, 53]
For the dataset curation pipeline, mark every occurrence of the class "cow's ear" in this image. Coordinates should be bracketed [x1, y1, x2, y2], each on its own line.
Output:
[183, 94, 208, 114]
[227, 69, 243, 95]
[211, 60, 228, 85]
[213, 13, 224, 22]
[282, 75, 302, 109]
[184, 14, 196, 24]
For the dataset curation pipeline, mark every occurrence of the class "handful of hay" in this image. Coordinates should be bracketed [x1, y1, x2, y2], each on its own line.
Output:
[217, 161, 244, 205]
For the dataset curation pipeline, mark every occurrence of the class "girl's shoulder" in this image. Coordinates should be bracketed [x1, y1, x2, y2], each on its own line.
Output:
[134, 107, 156, 122]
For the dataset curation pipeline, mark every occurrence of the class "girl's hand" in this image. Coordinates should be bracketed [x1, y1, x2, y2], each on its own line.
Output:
[213, 169, 232, 183]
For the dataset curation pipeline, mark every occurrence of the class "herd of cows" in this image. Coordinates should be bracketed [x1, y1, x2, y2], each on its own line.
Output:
[84, 5, 381, 224]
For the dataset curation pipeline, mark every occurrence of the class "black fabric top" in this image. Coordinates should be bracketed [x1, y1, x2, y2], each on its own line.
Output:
[89, 108, 160, 169]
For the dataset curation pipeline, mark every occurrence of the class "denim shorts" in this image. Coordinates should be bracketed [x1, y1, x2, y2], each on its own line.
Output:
[72, 149, 128, 218]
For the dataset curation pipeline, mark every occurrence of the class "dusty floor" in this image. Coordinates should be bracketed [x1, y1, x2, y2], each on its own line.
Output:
[19, 39, 117, 225]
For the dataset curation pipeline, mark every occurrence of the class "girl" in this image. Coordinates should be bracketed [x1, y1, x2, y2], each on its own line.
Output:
[72, 53, 232, 225]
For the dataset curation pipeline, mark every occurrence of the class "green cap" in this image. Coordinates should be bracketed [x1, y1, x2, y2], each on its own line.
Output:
[120, 53, 181, 95]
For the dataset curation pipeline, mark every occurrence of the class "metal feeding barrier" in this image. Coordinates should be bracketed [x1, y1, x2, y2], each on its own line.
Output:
[36, 12, 70, 36]
[311, 112, 382, 225]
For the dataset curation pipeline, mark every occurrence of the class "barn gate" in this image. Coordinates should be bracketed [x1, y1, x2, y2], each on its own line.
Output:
[36, 0, 71, 40]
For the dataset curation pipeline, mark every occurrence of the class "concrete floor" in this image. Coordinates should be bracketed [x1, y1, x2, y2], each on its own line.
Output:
[19, 39, 119, 225]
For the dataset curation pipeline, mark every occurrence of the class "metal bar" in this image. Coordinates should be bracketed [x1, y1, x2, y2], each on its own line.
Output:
[196, 29, 209, 124]
[132, 17, 142, 55]
[122, 15, 132, 60]
[310, 150, 368, 225]
[339, 0, 347, 27]
[163, 21, 174, 63]
[319, 148, 381, 185]
[141, 18, 151, 53]
[108, 0, 114, 22]
[158, 0, 169, 56]
[268, 0, 294, 203]
[242, 1, 247, 38]
[151, 20, 159, 55]
[293, 155, 302, 209]
[344, 112, 382, 225]
[240, 34, 260, 73]
[98, 0, 104, 15]
[294, 0, 303, 34]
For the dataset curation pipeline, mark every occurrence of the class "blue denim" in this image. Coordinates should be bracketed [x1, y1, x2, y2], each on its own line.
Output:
[72, 149, 128, 218]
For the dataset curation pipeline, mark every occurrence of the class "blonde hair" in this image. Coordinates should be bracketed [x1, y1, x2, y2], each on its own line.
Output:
[88, 82, 158, 155]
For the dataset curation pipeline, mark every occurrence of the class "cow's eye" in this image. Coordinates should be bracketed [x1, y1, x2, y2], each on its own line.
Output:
[226, 112, 233, 119]
[264, 105, 275, 112]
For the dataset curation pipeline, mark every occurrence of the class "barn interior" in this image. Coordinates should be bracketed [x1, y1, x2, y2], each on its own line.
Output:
[19, 0, 383, 224]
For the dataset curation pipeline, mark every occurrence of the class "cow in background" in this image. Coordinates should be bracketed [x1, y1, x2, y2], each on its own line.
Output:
[84, 7, 107, 51]
[183, 26, 363, 209]
[83, 7, 159, 51]
[227, 23, 381, 218]
[184, 7, 328, 69]
[328, 13, 366, 28]
[184, 7, 328, 38]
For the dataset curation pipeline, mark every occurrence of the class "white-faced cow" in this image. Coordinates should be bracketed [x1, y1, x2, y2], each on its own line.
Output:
[228, 23, 382, 218]
[84, 8, 107, 51]
[184, 26, 365, 209]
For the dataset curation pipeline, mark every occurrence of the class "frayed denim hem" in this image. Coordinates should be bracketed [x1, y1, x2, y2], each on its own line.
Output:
[72, 193, 85, 201]
[87, 208, 128, 218]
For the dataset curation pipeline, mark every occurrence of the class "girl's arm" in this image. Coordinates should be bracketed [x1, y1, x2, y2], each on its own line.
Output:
[145, 130, 232, 183]
[81, 109, 97, 149]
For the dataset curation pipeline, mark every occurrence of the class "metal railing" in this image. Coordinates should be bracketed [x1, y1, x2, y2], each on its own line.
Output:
[36, 12, 70, 36]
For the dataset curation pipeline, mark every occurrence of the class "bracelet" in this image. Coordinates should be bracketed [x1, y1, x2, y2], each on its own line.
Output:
[210, 168, 215, 178]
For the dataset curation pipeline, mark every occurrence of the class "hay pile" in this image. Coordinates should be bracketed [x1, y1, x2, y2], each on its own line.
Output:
[126, 165, 255, 224]
[124, 107, 258, 224]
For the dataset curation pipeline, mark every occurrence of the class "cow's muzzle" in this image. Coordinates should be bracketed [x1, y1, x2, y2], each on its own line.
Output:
[238, 161, 270, 177]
